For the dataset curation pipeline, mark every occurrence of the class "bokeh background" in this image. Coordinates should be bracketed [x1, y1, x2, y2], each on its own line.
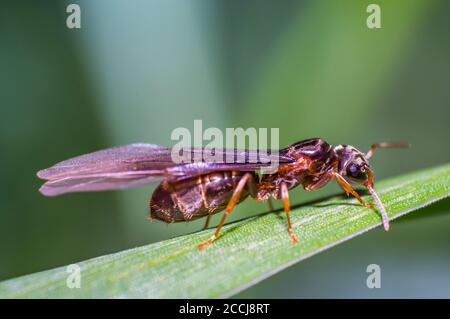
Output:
[1, 0, 449, 297]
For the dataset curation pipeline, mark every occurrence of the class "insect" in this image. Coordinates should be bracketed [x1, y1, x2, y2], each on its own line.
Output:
[37, 138, 408, 248]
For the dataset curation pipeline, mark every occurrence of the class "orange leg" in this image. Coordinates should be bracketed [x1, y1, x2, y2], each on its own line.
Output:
[331, 172, 374, 208]
[280, 182, 298, 244]
[198, 173, 254, 248]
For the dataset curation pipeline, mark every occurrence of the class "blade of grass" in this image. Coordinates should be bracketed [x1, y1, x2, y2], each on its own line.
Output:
[1, 163, 449, 298]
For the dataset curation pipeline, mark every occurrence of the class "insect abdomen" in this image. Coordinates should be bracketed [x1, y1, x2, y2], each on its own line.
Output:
[150, 171, 251, 223]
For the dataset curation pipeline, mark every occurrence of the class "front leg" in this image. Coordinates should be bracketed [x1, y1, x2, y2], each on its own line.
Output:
[305, 172, 373, 208]
[331, 172, 374, 208]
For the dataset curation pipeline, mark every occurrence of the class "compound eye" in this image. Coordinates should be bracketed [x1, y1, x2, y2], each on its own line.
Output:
[348, 164, 358, 175]
[346, 163, 368, 182]
[347, 163, 366, 180]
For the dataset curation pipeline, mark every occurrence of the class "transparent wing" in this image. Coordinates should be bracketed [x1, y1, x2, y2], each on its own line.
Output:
[37, 143, 290, 196]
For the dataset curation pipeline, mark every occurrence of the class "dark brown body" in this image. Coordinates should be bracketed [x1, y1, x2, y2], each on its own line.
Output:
[150, 171, 254, 223]
[150, 138, 335, 223]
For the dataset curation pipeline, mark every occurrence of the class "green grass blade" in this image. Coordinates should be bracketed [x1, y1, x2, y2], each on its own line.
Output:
[1, 163, 449, 298]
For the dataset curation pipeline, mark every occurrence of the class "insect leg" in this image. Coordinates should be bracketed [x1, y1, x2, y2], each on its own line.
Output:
[280, 182, 298, 244]
[267, 198, 274, 211]
[331, 172, 374, 208]
[202, 214, 211, 230]
[198, 173, 254, 249]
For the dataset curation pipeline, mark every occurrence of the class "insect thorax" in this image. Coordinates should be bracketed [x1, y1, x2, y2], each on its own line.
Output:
[257, 138, 337, 199]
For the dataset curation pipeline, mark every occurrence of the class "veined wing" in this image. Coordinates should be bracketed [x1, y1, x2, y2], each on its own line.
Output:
[37, 143, 290, 196]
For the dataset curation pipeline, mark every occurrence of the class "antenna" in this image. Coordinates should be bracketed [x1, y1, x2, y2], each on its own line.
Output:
[366, 141, 410, 159]
[367, 185, 389, 231]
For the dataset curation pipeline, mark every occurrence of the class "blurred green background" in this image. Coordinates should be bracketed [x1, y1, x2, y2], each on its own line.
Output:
[1, 0, 449, 297]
